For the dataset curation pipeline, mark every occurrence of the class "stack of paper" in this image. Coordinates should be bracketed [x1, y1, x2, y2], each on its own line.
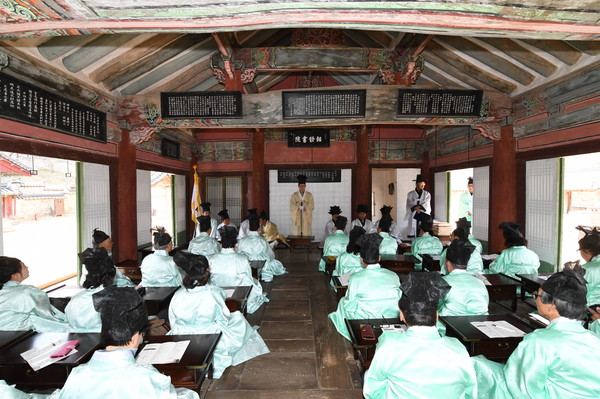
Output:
[433, 222, 453, 236]
[529, 312, 550, 326]
[471, 321, 526, 338]
[481, 254, 499, 261]
[136, 341, 190, 365]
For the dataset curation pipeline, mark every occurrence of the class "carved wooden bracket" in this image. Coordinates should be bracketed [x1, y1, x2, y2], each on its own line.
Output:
[130, 127, 158, 144]
[472, 122, 501, 140]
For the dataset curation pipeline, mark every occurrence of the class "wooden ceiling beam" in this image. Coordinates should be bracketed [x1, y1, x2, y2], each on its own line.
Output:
[62, 34, 138, 73]
[565, 40, 600, 56]
[520, 39, 582, 66]
[423, 51, 500, 92]
[37, 35, 98, 61]
[152, 58, 213, 93]
[479, 38, 557, 77]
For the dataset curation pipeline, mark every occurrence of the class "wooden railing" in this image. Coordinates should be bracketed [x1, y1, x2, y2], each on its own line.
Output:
[37, 272, 78, 291]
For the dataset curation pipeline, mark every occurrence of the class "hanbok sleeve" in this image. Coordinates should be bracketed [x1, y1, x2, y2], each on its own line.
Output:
[504, 337, 549, 399]
[363, 338, 392, 398]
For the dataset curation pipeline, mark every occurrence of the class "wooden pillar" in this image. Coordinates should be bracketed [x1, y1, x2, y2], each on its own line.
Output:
[352, 125, 371, 217]
[489, 125, 517, 253]
[224, 70, 243, 91]
[251, 128, 267, 212]
[112, 129, 138, 263]
[421, 150, 431, 182]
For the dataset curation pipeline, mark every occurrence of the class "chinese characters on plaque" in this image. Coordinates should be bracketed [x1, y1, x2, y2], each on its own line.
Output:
[396, 89, 483, 117]
[287, 129, 330, 148]
[0, 72, 107, 143]
[160, 91, 242, 118]
[277, 169, 341, 183]
[282, 90, 366, 119]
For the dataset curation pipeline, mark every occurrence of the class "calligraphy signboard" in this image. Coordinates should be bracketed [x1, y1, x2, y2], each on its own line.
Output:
[282, 90, 366, 119]
[396, 89, 483, 117]
[161, 91, 243, 118]
[287, 129, 330, 147]
[277, 169, 342, 183]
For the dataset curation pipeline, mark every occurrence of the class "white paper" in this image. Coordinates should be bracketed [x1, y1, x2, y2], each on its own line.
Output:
[430, 255, 441, 261]
[529, 312, 550, 326]
[474, 273, 492, 286]
[20, 338, 79, 371]
[538, 275, 550, 281]
[471, 320, 526, 338]
[379, 324, 407, 333]
[338, 272, 352, 286]
[136, 341, 190, 365]
[481, 254, 499, 261]
[223, 288, 236, 297]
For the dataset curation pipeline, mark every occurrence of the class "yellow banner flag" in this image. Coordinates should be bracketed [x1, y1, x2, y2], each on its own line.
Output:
[191, 166, 201, 223]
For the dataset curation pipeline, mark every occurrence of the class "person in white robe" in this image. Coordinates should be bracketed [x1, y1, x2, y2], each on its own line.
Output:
[188, 215, 221, 257]
[324, 205, 350, 238]
[209, 226, 268, 314]
[140, 227, 183, 287]
[351, 204, 375, 234]
[56, 286, 198, 399]
[216, 209, 237, 241]
[169, 251, 269, 378]
[237, 209, 257, 241]
[403, 174, 431, 238]
[196, 202, 219, 240]
[373, 205, 403, 242]
[289, 174, 314, 236]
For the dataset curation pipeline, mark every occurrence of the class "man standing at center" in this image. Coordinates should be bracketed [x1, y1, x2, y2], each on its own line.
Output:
[404, 174, 431, 238]
[290, 174, 314, 236]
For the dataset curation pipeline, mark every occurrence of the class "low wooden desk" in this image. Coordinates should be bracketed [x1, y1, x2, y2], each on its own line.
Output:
[0, 332, 101, 389]
[47, 285, 85, 313]
[115, 259, 142, 284]
[287, 235, 314, 252]
[140, 243, 188, 260]
[332, 276, 347, 300]
[481, 254, 498, 270]
[222, 286, 252, 314]
[484, 274, 522, 311]
[0, 331, 35, 352]
[515, 273, 553, 301]
[142, 286, 179, 315]
[142, 334, 221, 390]
[345, 318, 404, 371]
[440, 314, 539, 361]
[380, 254, 416, 274]
[322, 255, 337, 281]
[249, 260, 266, 280]
[421, 254, 441, 272]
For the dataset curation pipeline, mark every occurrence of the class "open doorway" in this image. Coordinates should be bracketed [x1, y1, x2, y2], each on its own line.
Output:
[448, 168, 474, 227]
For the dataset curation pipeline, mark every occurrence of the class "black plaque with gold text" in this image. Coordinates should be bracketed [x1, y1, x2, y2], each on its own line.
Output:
[161, 91, 242, 118]
[282, 90, 366, 119]
[397, 89, 483, 117]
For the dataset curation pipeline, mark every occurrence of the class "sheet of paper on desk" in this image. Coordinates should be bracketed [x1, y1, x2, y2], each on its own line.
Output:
[474, 273, 492, 286]
[430, 255, 441, 261]
[21, 338, 78, 371]
[338, 272, 352, 286]
[136, 341, 190, 365]
[538, 275, 550, 281]
[481, 254, 499, 261]
[471, 321, 526, 338]
[529, 312, 550, 326]
[223, 288, 236, 297]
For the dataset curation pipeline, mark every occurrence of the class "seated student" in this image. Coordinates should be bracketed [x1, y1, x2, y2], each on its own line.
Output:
[410, 216, 444, 269]
[140, 227, 183, 287]
[197, 202, 219, 240]
[351, 204, 375, 233]
[456, 217, 483, 254]
[318, 216, 350, 272]
[488, 222, 540, 278]
[259, 210, 290, 249]
[57, 286, 198, 399]
[188, 215, 220, 257]
[237, 208, 258, 241]
[0, 256, 68, 332]
[373, 205, 402, 243]
[328, 233, 401, 341]
[472, 265, 600, 399]
[208, 226, 268, 314]
[1, 379, 54, 398]
[332, 225, 366, 278]
[439, 228, 484, 275]
[215, 209, 236, 242]
[169, 252, 269, 378]
[378, 215, 399, 255]
[439, 240, 489, 317]
[577, 226, 600, 335]
[66, 248, 114, 332]
[237, 214, 287, 283]
[92, 228, 134, 287]
[363, 272, 477, 399]
[324, 205, 349, 238]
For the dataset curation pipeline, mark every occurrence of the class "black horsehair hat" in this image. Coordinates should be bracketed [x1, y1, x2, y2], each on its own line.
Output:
[79, 247, 113, 276]
[151, 226, 171, 247]
[218, 209, 230, 220]
[541, 262, 587, 306]
[297, 175, 307, 184]
[92, 228, 110, 246]
[329, 205, 342, 215]
[356, 204, 369, 213]
[93, 286, 147, 343]
[200, 202, 211, 212]
[356, 233, 383, 264]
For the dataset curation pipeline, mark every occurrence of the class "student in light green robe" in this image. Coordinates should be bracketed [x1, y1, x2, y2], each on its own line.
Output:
[577, 226, 600, 336]
[140, 227, 184, 287]
[410, 217, 443, 269]
[439, 240, 489, 317]
[332, 226, 366, 280]
[0, 380, 55, 399]
[318, 216, 350, 272]
[66, 247, 115, 332]
[237, 214, 287, 282]
[169, 252, 269, 379]
[488, 222, 539, 278]
[457, 217, 483, 254]
[328, 233, 401, 341]
[472, 265, 600, 399]
[56, 286, 198, 399]
[439, 228, 484, 275]
[188, 216, 221, 257]
[363, 272, 477, 399]
[92, 228, 134, 287]
[458, 177, 474, 223]
[0, 256, 68, 332]
[377, 215, 398, 255]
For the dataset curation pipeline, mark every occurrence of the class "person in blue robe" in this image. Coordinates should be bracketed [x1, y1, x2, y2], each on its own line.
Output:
[377, 215, 398, 255]
[92, 228, 134, 287]
[56, 286, 197, 399]
[65, 247, 115, 332]
[363, 272, 477, 399]
[140, 227, 183, 287]
[488, 222, 540, 278]
[188, 215, 221, 257]
[0, 256, 67, 332]
[472, 264, 600, 399]
[328, 233, 401, 340]
[209, 225, 268, 314]
[318, 216, 350, 272]
[169, 251, 269, 378]
[237, 214, 286, 282]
